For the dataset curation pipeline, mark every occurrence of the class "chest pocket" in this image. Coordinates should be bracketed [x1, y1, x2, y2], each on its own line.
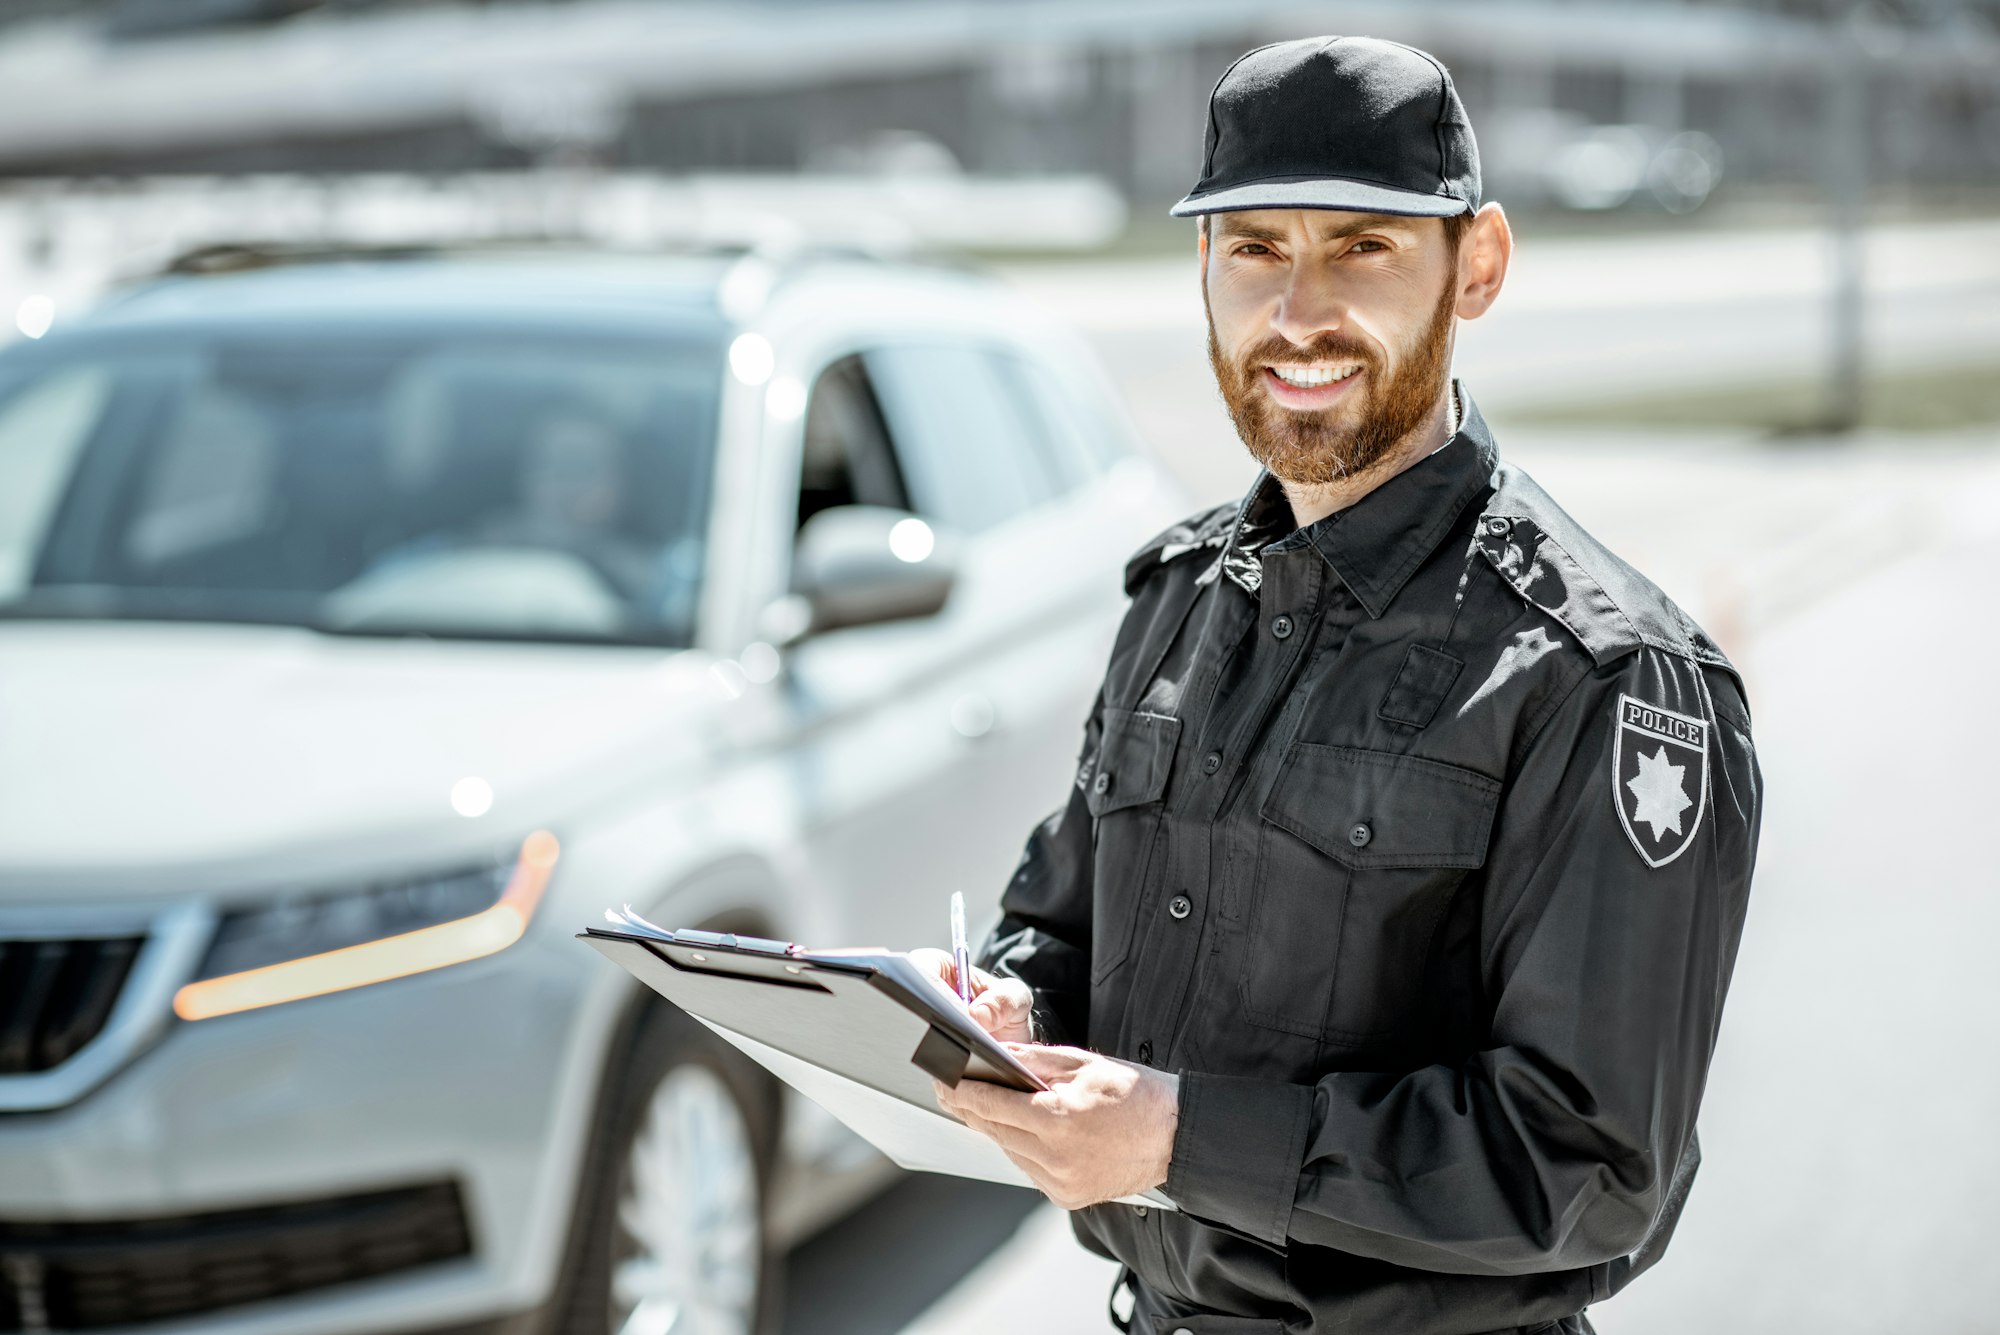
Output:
[1241, 742, 1501, 1045]
[1085, 707, 1180, 984]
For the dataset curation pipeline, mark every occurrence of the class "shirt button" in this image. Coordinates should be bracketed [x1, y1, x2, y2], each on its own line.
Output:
[1170, 1329, 1193, 1335]
[1483, 516, 1512, 537]
[1135, 1205, 1149, 1217]
[1271, 613, 1294, 639]
[1093, 771, 1111, 795]
[1348, 822, 1373, 848]
[1137, 1039, 1153, 1064]
[1168, 894, 1192, 919]
[1201, 751, 1222, 775]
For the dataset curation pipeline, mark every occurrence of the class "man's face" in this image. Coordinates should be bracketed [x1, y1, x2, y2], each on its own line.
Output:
[1202, 207, 1460, 487]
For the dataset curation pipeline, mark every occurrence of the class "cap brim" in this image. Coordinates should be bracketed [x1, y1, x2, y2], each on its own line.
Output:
[1169, 176, 1470, 218]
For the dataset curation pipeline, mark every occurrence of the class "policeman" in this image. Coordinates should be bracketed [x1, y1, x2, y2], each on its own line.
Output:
[918, 35, 1762, 1335]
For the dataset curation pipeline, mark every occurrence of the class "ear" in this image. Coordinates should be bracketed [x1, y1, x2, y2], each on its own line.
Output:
[1453, 203, 1512, 321]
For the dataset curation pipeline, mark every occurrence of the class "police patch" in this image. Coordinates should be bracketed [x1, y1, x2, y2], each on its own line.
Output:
[1613, 694, 1708, 868]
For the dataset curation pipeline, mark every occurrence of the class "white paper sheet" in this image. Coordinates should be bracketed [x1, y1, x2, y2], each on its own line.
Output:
[694, 1016, 1174, 1210]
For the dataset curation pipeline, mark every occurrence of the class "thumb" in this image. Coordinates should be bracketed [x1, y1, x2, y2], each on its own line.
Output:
[970, 979, 1032, 1033]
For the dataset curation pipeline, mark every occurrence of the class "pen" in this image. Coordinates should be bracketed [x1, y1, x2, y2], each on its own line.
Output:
[949, 891, 974, 1006]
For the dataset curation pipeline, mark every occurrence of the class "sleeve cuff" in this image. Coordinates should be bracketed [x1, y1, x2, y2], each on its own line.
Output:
[1029, 1001, 1074, 1048]
[1163, 1070, 1313, 1249]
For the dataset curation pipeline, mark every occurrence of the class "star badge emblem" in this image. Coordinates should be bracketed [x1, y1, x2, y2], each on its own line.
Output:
[1626, 746, 1693, 841]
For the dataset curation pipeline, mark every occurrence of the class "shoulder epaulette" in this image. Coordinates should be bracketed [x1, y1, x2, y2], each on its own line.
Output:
[1473, 462, 1732, 677]
[1121, 501, 1238, 596]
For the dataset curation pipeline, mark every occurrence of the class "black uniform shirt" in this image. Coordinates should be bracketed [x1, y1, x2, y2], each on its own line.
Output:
[977, 386, 1762, 1335]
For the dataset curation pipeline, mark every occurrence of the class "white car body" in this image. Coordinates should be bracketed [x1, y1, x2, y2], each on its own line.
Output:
[0, 249, 1187, 1334]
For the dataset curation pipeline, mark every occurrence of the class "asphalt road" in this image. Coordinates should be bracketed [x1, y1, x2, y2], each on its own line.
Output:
[784, 221, 2000, 1334]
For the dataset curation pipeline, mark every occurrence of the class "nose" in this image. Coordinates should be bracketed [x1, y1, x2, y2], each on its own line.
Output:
[1268, 265, 1346, 349]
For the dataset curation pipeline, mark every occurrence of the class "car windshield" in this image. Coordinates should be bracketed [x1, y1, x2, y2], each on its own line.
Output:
[0, 324, 723, 646]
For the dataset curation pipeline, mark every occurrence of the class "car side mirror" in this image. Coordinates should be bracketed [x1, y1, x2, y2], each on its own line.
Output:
[764, 505, 960, 643]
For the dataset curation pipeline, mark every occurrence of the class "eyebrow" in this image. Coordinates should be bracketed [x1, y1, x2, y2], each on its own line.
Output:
[1213, 212, 1417, 243]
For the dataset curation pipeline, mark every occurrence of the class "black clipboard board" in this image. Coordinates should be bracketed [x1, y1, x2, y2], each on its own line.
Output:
[578, 920, 1049, 1100]
[580, 913, 1175, 1209]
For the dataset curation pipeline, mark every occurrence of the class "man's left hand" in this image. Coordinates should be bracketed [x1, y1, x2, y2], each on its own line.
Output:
[933, 1044, 1179, 1211]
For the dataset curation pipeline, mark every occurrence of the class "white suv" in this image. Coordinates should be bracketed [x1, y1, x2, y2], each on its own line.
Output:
[0, 245, 1185, 1335]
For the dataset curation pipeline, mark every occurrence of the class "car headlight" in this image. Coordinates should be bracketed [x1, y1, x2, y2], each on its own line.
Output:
[173, 830, 560, 1021]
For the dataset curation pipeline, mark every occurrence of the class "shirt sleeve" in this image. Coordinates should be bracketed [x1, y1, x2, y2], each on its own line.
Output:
[972, 684, 1104, 1049]
[1163, 645, 1763, 1275]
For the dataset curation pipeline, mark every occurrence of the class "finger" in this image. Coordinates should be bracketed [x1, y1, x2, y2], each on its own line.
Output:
[934, 1077, 1021, 1128]
[969, 988, 1029, 1034]
[938, 1075, 1042, 1131]
[956, 1106, 1056, 1171]
[1007, 1043, 1090, 1077]
[933, 1076, 1003, 1122]
[908, 947, 957, 989]
[932, 1078, 963, 1119]
[976, 978, 1032, 1014]
[936, 1071, 1024, 1127]
[969, 973, 1026, 1007]
[992, 1140, 1084, 1211]
[999, 1143, 1059, 1189]
[946, 1094, 1018, 1145]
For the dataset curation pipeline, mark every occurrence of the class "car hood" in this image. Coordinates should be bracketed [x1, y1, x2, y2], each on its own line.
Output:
[0, 622, 720, 887]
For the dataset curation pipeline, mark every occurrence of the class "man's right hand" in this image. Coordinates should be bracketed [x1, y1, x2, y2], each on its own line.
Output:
[906, 947, 1037, 1045]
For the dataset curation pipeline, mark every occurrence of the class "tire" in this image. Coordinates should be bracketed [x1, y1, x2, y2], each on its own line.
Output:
[551, 998, 784, 1335]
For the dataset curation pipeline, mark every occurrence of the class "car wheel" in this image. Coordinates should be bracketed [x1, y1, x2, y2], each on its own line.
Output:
[555, 1001, 782, 1335]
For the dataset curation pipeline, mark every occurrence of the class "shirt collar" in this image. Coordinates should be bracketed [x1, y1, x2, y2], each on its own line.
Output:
[1207, 381, 1499, 618]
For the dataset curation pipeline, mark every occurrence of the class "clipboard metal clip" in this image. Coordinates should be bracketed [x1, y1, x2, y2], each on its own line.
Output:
[910, 1024, 971, 1087]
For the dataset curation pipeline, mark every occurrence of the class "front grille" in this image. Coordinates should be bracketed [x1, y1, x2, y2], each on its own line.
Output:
[0, 937, 143, 1075]
[0, 1182, 472, 1331]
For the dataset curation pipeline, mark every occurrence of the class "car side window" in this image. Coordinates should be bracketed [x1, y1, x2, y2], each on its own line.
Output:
[125, 377, 280, 570]
[0, 365, 112, 597]
[991, 350, 1126, 486]
[796, 353, 910, 531]
[859, 343, 1058, 535]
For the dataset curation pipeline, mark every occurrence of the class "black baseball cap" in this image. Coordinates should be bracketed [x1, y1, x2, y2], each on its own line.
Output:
[1170, 36, 1480, 219]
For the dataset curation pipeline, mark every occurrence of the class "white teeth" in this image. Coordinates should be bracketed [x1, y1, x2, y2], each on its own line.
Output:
[1271, 363, 1360, 388]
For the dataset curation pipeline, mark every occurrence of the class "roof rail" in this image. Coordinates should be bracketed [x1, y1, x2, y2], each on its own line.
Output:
[161, 240, 452, 275]
[149, 232, 935, 281]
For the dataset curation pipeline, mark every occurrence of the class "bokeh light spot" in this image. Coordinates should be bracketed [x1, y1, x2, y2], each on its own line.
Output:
[889, 517, 934, 563]
[16, 295, 54, 340]
[450, 776, 494, 818]
[729, 333, 775, 386]
[765, 374, 807, 421]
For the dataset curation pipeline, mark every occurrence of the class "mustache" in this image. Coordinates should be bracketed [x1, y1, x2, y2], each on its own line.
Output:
[1234, 332, 1378, 373]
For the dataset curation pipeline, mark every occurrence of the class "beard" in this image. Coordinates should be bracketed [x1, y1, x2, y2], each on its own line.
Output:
[1205, 277, 1458, 488]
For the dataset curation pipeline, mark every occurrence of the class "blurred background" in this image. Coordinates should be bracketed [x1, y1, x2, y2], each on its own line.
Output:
[0, 1, 1995, 1333]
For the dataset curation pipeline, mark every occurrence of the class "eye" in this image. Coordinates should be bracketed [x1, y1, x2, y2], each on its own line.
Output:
[1233, 242, 1273, 257]
[1348, 238, 1389, 254]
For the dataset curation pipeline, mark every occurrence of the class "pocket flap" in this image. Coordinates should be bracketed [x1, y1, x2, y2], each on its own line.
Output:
[1261, 742, 1500, 869]
[1086, 708, 1180, 817]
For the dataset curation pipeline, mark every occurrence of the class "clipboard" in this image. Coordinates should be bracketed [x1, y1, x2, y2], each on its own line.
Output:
[580, 909, 1176, 1210]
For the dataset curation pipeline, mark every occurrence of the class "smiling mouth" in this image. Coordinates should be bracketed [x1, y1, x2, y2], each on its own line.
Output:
[1266, 362, 1363, 389]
